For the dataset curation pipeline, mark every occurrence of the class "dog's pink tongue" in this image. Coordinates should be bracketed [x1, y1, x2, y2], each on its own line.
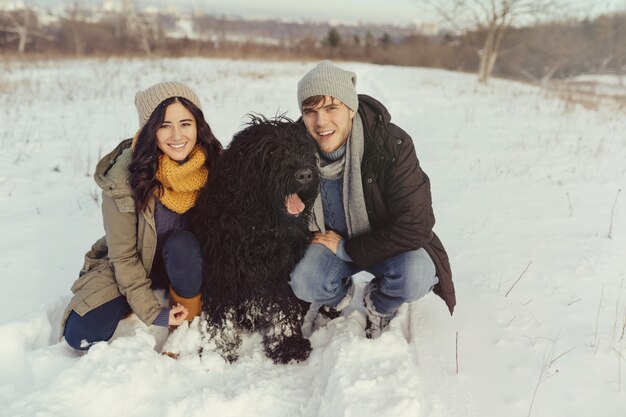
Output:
[285, 193, 305, 215]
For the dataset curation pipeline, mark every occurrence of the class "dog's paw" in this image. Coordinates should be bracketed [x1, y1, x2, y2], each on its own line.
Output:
[198, 340, 240, 363]
[199, 314, 242, 364]
[221, 350, 240, 363]
[264, 334, 312, 364]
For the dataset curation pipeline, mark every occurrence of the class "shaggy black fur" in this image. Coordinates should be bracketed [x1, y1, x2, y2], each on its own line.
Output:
[191, 115, 320, 364]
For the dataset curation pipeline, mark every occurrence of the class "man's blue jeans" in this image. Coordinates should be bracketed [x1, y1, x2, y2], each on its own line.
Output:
[63, 230, 203, 350]
[289, 244, 438, 315]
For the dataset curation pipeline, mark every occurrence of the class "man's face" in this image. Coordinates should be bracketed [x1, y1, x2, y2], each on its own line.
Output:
[302, 96, 356, 154]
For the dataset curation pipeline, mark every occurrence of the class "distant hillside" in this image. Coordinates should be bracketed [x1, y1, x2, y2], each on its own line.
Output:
[1, 3, 624, 84]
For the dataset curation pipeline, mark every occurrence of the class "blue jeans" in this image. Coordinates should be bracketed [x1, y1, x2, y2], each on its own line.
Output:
[64, 230, 203, 350]
[289, 244, 438, 315]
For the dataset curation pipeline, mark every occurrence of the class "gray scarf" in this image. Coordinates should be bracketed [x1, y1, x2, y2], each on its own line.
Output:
[310, 113, 371, 238]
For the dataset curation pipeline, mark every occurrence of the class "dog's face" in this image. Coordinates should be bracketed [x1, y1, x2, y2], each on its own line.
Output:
[220, 116, 320, 222]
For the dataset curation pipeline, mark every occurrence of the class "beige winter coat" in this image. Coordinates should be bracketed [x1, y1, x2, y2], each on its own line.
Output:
[60, 139, 163, 335]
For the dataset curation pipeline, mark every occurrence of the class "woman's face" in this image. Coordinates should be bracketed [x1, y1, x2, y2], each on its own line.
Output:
[156, 100, 198, 161]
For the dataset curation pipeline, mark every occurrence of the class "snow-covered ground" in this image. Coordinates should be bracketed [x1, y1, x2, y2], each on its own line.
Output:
[0, 57, 624, 417]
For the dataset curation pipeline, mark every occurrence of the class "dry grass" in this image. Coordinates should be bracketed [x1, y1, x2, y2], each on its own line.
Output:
[543, 79, 626, 112]
[0, 79, 10, 94]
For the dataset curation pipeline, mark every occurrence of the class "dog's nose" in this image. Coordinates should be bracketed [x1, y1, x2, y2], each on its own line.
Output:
[295, 168, 313, 185]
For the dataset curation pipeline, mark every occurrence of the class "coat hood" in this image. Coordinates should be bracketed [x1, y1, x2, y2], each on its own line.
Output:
[94, 138, 134, 197]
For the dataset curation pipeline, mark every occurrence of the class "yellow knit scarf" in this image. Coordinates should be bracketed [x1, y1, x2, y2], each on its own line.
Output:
[155, 145, 208, 214]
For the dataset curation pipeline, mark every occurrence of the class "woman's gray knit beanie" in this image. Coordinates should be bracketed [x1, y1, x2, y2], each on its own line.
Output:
[297, 60, 358, 112]
[134, 81, 202, 128]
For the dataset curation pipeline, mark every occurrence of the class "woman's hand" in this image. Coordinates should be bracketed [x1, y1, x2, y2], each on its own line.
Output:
[312, 230, 343, 254]
[168, 303, 189, 327]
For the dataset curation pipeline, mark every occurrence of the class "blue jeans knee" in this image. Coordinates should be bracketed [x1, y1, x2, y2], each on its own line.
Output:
[366, 248, 438, 315]
[63, 296, 131, 351]
[162, 230, 203, 298]
[290, 244, 356, 306]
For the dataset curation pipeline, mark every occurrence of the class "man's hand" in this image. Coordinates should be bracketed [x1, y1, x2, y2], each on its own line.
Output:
[168, 303, 189, 327]
[312, 230, 343, 254]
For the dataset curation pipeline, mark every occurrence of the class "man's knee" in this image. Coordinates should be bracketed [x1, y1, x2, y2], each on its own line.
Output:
[401, 249, 438, 301]
[289, 260, 319, 302]
[289, 276, 315, 303]
[376, 248, 437, 302]
[289, 244, 346, 302]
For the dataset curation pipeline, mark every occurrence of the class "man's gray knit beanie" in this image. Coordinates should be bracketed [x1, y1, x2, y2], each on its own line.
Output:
[297, 60, 358, 112]
[134, 81, 202, 128]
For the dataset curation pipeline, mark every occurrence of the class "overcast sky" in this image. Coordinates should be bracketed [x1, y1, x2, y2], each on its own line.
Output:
[26, 0, 626, 25]
[197, 0, 626, 24]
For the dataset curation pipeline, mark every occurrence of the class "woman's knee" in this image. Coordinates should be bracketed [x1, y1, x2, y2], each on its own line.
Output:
[163, 231, 201, 260]
[64, 311, 91, 350]
[163, 231, 203, 297]
[63, 297, 129, 351]
[64, 310, 115, 351]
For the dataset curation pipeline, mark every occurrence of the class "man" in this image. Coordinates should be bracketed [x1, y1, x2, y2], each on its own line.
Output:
[289, 60, 455, 338]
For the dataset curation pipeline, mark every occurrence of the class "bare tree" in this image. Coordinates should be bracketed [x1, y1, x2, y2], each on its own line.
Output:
[616, 13, 626, 86]
[62, 1, 88, 55]
[419, 0, 563, 83]
[594, 12, 626, 85]
[120, 0, 161, 55]
[137, 16, 161, 55]
[0, 7, 38, 54]
[506, 22, 586, 84]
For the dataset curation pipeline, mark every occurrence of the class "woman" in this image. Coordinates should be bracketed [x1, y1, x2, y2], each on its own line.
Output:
[61, 81, 222, 351]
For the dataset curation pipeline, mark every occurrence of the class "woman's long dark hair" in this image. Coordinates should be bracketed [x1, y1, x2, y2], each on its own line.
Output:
[128, 96, 222, 213]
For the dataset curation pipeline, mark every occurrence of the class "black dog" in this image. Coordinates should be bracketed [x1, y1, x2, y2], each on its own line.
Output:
[191, 116, 320, 364]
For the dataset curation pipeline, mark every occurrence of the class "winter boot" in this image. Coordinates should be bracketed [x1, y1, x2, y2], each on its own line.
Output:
[363, 283, 395, 339]
[169, 287, 202, 323]
[162, 287, 202, 359]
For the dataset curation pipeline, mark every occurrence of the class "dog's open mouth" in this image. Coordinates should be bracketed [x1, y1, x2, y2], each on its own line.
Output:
[285, 193, 305, 216]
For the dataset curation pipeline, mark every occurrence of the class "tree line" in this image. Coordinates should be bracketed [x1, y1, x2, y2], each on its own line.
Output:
[1, 7, 624, 84]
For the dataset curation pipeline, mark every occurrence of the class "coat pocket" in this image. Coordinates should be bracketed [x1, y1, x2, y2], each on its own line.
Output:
[78, 236, 109, 277]
[71, 283, 122, 316]
[72, 246, 114, 294]
[69, 267, 121, 316]
[71, 263, 110, 293]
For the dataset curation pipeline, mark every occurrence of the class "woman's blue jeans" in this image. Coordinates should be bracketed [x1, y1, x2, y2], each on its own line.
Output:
[289, 244, 438, 315]
[63, 230, 203, 350]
